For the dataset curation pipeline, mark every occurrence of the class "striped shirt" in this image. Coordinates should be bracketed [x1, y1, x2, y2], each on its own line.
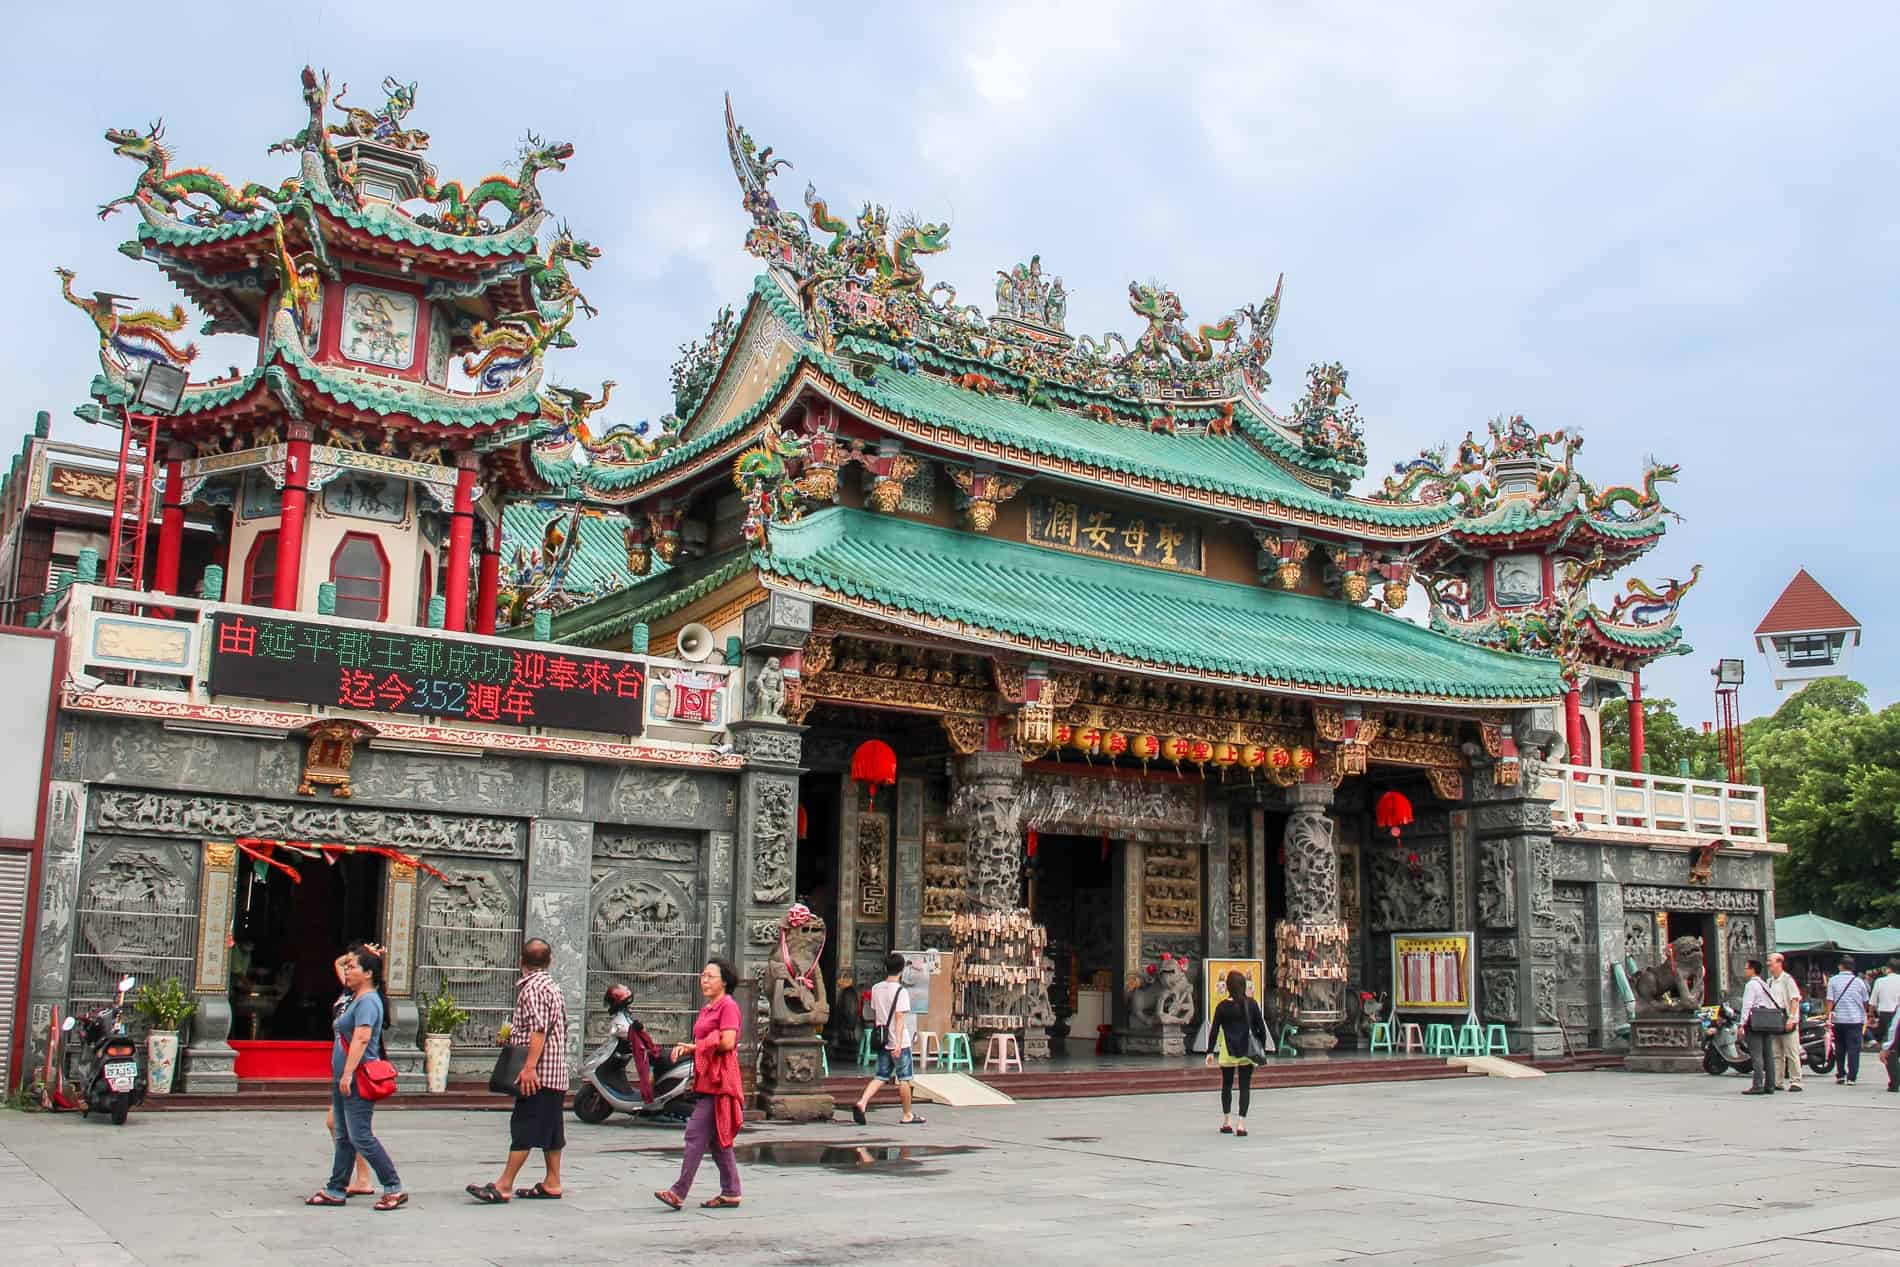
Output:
[1826, 972, 1871, 1025]
[509, 970, 570, 1091]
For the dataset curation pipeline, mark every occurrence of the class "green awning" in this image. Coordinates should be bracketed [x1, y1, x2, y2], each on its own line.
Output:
[759, 507, 1565, 705]
[1775, 914, 1900, 956]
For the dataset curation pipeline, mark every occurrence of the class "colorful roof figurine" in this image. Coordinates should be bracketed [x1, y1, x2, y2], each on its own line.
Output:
[1755, 568, 1860, 636]
[71, 66, 597, 456]
[497, 498, 663, 625]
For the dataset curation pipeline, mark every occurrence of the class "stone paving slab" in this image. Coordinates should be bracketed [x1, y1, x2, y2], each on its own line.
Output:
[3, 1071, 1899, 1265]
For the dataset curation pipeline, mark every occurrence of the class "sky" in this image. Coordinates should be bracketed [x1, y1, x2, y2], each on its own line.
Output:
[2, 2, 1894, 724]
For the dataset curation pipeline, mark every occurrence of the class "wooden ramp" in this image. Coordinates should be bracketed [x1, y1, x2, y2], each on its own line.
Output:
[910, 1073, 1016, 1107]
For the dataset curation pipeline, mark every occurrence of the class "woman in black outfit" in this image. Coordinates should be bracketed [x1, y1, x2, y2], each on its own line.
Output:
[1202, 970, 1269, 1136]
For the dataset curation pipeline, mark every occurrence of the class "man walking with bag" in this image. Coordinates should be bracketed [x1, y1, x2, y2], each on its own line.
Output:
[1738, 959, 1782, 1095]
[467, 938, 570, 1203]
[849, 953, 924, 1126]
[1824, 955, 1872, 1085]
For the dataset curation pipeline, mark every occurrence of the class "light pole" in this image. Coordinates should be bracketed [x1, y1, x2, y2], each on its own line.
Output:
[101, 359, 187, 591]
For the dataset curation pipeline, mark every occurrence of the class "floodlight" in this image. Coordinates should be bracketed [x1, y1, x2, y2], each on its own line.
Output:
[1712, 658, 1745, 686]
[133, 361, 188, 414]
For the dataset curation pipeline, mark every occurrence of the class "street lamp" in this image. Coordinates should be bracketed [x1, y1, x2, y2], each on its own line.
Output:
[1711, 658, 1745, 784]
[1713, 658, 1744, 687]
[104, 359, 188, 590]
[133, 360, 188, 415]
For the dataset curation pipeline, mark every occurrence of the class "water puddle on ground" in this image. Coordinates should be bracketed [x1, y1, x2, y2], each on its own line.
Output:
[610, 1139, 984, 1172]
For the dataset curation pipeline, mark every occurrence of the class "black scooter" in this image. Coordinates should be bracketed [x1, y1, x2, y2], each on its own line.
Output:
[1700, 1004, 1754, 1076]
[62, 974, 145, 1125]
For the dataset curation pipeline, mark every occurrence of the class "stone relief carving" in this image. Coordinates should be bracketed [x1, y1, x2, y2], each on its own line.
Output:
[737, 727, 803, 766]
[1283, 806, 1340, 925]
[961, 770, 1024, 915]
[1368, 846, 1451, 931]
[1725, 916, 1760, 996]
[1534, 968, 1558, 1024]
[415, 862, 523, 1044]
[922, 822, 966, 924]
[1477, 840, 1516, 928]
[1624, 913, 1656, 964]
[1529, 839, 1556, 927]
[1228, 840, 1248, 934]
[92, 790, 521, 855]
[747, 919, 781, 945]
[589, 872, 695, 975]
[78, 841, 197, 980]
[546, 765, 587, 818]
[609, 770, 704, 823]
[857, 813, 890, 919]
[1622, 885, 1759, 913]
[747, 656, 787, 722]
[750, 780, 795, 904]
[1481, 968, 1518, 1023]
[1142, 843, 1201, 931]
[594, 831, 698, 864]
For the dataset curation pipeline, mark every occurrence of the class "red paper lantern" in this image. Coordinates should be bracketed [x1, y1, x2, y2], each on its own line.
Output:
[851, 739, 898, 808]
[1026, 827, 1039, 859]
[797, 804, 808, 839]
[1375, 789, 1415, 840]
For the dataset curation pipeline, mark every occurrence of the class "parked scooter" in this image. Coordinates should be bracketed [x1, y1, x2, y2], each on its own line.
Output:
[1801, 1012, 1836, 1074]
[1699, 1004, 1753, 1076]
[62, 975, 145, 1125]
[572, 984, 695, 1126]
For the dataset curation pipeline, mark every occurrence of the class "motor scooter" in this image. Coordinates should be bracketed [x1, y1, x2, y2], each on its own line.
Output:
[1700, 1004, 1753, 1076]
[62, 975, 145, 1125]
[572, 984, 695, 1126]
[1801, 1011, 1834, 1074]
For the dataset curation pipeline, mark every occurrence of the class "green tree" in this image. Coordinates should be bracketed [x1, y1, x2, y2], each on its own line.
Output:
[1598, 695, 1717, 776]
[1759, 681, 1900, 926]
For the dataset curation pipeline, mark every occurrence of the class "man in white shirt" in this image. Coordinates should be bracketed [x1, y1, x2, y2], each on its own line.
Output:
[1869, 961, 1900, 1053]
[1824, 956, 1873, 1085]
[849, 953, 925, 1127]
[1765, 953, 1804, 1091]
[1882, 1005, 1900, 1093]
[1737, 959, 1781, 1095]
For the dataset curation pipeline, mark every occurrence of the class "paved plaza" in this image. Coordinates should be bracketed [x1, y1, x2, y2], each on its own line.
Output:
[4, 1070, 1900, 1266]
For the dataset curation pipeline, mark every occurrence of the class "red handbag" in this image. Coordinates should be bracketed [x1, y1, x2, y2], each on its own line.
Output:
[354, 1058, 398, 1101]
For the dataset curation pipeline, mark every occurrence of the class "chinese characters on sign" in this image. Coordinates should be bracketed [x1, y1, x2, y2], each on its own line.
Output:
[1027, 494, 1202, 572]
[207, 613, 644, 735]
[1390, 932, 1475, 1012]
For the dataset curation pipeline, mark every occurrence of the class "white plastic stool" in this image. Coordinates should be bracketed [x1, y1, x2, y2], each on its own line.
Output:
[982, 1033, 1023, 1073]
[914, 1031, 941, 1069]
[1399, 1022, 1425, 1054]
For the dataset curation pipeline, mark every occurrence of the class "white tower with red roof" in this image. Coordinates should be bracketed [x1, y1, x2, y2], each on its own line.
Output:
[1754, 569, 1861, 692]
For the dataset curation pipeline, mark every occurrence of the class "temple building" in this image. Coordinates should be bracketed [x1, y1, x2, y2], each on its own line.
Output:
[3, 74, 1780, 1096]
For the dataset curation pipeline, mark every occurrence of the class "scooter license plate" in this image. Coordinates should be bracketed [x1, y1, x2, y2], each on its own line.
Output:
[104, 1061, 136, 1092]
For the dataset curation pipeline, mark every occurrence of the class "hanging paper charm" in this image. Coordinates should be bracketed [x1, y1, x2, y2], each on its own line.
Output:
[1375, 790, 1414, 840]
[850, 739, 898, 808]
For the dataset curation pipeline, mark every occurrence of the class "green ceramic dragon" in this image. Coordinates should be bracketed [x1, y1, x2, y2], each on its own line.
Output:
[522, 223, 602, 317]
[420, 133, 575, 234]
[803, 189, 949, 292]
[1127, 282, 1236, 364]
[98, 121, 297, 221]
[1584, 460, 1679, 520]
[733, 428, 811, 547]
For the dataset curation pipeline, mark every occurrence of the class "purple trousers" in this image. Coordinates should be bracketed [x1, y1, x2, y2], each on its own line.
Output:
[670, 1094, 741, 1199]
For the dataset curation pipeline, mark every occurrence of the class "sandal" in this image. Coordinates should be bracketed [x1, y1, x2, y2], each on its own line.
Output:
[515, 1183, 562, 1200]
[304, 1192, 347, 1207]
[701, 1195, 742, 1208]
[374, 1192, 408, 1212]
[1235, 1127, 1249, 1138]
[466, 1183, 509, 1204]
[898, 1115, 928, 1125]
[654, 1189, 683, 1211]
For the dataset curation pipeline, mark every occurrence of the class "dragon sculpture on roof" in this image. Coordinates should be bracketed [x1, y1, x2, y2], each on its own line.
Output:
[56, 267, 199, 369]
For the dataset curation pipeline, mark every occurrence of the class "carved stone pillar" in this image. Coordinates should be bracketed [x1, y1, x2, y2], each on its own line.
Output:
[1281, 780, 1345, 1053]
[185, 837, 239, 1093]
[730, 721, 805, 993]
[524, 815, 593, 1081]
[953, 751, 1044, 1054]
[1470, 780, 1563, 1059]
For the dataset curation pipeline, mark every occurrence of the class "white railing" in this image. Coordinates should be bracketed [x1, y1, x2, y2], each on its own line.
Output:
[1542, 761, 1772, 847]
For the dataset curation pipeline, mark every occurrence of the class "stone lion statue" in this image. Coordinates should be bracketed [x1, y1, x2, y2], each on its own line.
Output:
[1127, 954, 1196, 1028]
[765, 905, 830, 1037]
[1630, 935, 1706, 1016]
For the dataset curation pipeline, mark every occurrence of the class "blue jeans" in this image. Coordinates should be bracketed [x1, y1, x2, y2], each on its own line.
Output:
[327, 1087, 401, 1197]
[875, 1046, 914, 1083]
[1834, 1024, 1864, 1081]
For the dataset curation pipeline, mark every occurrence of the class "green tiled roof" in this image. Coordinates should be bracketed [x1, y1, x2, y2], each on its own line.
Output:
[1452, 490, 1666, 541]
[277, 338, 543, 429]
[132, 193, 541, 258]
[1583, 614, 1689, 652]
[500, 502, 658, 599]
[541, 550, 753, 646]
[759, 508, 1564, 703]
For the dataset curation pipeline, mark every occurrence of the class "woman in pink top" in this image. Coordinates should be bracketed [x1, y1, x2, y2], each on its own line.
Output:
[654, 958, 745, 1210]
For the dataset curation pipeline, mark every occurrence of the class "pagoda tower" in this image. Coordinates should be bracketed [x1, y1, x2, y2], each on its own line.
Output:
[64, 67, 598, 632]
[1374, 417, 1702, 771]
[1754, 568, 1861, 692]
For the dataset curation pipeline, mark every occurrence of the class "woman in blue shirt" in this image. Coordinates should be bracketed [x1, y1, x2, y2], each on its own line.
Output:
[305, 946, 406, 1210]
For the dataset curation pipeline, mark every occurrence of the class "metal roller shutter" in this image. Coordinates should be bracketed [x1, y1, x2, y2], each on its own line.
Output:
[0, 852, 27, 1090]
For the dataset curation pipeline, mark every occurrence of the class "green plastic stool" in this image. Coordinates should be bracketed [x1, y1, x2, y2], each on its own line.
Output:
[941, 1032, 974, 1073]
[1483, 1025, 1511, 1056]
[857, 1027, 875, 1068]
[1425, 1023, 1457, 1055]
[1454, 1023, 1484, 1056]
[1277, 1023, 1301, 1057]
[1369, 1020, 1395, 1054]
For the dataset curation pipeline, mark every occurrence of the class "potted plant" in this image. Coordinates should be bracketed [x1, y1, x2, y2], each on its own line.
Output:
[422, 982, 469, 1094]
[133, 978, 195, 1095]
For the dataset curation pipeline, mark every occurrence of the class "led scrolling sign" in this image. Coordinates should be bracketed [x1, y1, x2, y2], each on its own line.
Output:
[207, 613, 646, 734]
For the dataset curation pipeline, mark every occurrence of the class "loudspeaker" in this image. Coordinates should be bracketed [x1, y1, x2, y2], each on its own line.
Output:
[676, 622, 716, 662]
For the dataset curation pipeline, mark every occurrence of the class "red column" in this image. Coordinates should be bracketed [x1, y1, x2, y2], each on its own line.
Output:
[154, 447, 186, 596]
[271, 425, 311, 610]
[1627, 671, 1647, 773]
[442, 456, 478, 632]
[474, 520, 500, 635]
[1564, 685, 1584, 769]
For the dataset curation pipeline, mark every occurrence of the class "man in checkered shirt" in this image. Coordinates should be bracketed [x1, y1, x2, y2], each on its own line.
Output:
[467, 938, 571, 1203]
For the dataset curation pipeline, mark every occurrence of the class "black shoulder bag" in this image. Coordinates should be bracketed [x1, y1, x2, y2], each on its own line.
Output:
[488, 981, 530, 1095]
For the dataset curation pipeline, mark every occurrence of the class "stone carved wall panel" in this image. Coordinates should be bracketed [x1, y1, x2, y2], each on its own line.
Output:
[91, 789, 522, 856]
[1481, 968, 1518, 1023]
[1143, 843, 1201, 932]
[414, 860, 524, 1047]
[1368, 845, 1451, 931]
[922, 821, 966, 925]
[858, 813, 890, 919]
[750, 780, 796, 905]
[1478, 840, 1516, 929]
[1622, 885, 1760, 913]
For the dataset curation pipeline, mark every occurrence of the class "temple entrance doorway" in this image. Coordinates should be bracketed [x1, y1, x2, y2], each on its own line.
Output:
[1029, 834, 1122, 1046]
[1261, 811, 1291, 1006]
[228, 851, 384, 1075]
[796, 774, 843, 999]
[1659, 910, 1718, 1004]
